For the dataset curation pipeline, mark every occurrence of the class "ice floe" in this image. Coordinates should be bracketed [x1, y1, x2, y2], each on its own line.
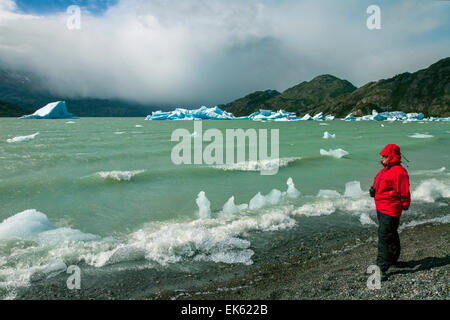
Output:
[6, 132, 39, 143]
[320, 148, 349, 158]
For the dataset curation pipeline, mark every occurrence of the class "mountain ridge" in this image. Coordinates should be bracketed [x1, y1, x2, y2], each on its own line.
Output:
[221, 57, 450, 118]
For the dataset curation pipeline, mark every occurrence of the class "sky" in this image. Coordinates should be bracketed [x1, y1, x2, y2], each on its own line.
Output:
[0, 0, 449, 107]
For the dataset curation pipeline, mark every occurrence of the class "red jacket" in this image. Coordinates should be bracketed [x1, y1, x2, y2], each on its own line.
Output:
[373, 144, 411, 218]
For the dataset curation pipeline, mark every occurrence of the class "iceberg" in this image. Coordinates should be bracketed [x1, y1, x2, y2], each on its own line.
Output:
[19, 101, 75, 119]
[145, 105, 432, 122]
[342, 110, 427, 122]
[247, 109, 299, 121]
[344, 113, 356, 121]
[312, 112, 324, 121]
[146, 106, 235, 120]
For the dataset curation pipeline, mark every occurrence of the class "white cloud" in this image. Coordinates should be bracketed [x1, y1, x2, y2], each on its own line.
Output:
[0, 0, 448, 107]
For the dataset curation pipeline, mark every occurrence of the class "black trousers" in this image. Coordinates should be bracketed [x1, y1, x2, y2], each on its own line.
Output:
[376, 211, 401, 272]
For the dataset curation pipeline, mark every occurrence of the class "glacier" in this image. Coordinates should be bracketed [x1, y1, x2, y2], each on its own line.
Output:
[19, 101, 75, 119]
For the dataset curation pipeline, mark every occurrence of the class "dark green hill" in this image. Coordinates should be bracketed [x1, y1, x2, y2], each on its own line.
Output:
[222, 57, 450, 117]
[0, 100, 26, 117]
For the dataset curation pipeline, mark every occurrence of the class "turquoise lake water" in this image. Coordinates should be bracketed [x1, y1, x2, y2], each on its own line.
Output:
[0, 118, 449, 298]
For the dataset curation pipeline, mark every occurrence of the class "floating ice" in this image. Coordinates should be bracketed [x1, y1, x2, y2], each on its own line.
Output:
[320, 148, 349, 158]
[196, 191, 211, 219]
[249, 189, 282, 209]
[146, 106, 235, 120]
[0, 209, 98, 242]
[6, 132, 39, 143]
[222, 196, 240, 215]
[19, 101, 75, 119]
[247, 109, 300, 121]
[408, 133, 434, 139]
[265, 189, 282, 205]
[344, 181, 364, 198]
[342, 110, 425, 121]
[0, 209, 54, 240]
[145, 107, 337, 121]
[249, 192, 267, 210]
[286, 177, 301, 198]
[313, 112, 324, 121]
[323, 131, 336, 139]
[344, 113, 356, 121]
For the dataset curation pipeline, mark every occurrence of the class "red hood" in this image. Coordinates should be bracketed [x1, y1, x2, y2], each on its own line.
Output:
[380, 144, 401, 167]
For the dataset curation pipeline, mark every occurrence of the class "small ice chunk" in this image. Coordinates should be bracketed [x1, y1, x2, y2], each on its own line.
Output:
[7, 132, 39, 143]
[265, 189, 282, 205]
[323, 131, 336, 139]
[344, 181, 364, 198]
[320, 148, 349, 158]
[408, 133, 433, 139]
[286, 177, 301, 198]
[196, 191, 211, 219]
[222, 196, 240, 215]
[249, 192, 267, 210]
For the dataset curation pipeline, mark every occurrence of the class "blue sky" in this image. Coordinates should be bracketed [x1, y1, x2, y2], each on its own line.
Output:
[1, 0, 449, 106]
[14, 0, 118, 15]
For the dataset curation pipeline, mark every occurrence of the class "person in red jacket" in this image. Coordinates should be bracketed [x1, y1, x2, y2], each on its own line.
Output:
[370, 144, 411, 279]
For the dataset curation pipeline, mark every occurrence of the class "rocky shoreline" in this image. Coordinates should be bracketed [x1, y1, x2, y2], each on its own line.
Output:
[12, 214, 448, 300]
[150, 222, 449, 300]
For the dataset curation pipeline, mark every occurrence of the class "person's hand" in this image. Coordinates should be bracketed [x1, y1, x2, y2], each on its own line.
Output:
[369, 186, 376, 197]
